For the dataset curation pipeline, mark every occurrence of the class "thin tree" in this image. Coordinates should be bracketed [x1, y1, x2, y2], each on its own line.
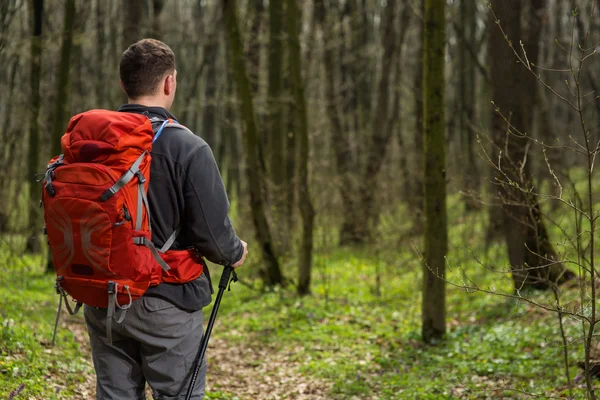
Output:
[315, 0, 359, 245]
[356, 0, 398, 239]
[422, 0, 447, 343]
[224, 0, 284, 287]
[201, 12, 220, 149]
[412, 0, 425, 228]
[151, 0, 165, 39]
[121, 0, 145, 105]
[26, 0, 44, 253]
[395, 8, 413, 205]
[95, 0, 106, 108]
[123, 0, 145, 49]
[0, 55, 20, 233]
[317, 0, 411, 244]
[0, 0, 21, 58]
[286, 0, 314, 296]
[459, 0, 480, 210]
[51, 0, 76, 157]
[248, 0, 264, 95]
[267, 0, 285, 192]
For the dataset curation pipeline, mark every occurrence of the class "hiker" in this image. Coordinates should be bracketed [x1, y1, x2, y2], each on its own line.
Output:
[80, 39, 248, 399]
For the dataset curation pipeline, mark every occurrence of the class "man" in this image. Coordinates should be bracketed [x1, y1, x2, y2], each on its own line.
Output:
[84, 38, 248, 400]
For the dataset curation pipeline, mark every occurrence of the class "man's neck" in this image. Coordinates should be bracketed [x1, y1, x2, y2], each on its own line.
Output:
[128, 97, 169, 110]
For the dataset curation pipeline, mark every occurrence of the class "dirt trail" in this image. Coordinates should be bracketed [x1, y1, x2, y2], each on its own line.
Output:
[207, 338, 332, 400]
[64, 318, 332, 400]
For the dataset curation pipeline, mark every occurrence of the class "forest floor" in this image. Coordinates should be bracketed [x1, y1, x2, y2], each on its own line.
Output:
[1, 207, 599, 399]
[47, 313, 333, 400]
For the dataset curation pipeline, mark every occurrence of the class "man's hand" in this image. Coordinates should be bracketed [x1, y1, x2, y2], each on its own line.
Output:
[232, 240, 248, 268]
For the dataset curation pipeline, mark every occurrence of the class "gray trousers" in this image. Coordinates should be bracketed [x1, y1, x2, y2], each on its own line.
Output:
[84, 297, 207, 400]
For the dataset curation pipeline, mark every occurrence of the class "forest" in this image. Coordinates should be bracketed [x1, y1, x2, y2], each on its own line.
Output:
[2, 0, 600, 399]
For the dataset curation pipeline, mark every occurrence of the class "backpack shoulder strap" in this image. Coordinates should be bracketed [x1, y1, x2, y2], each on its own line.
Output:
[148, 116, 182, 252]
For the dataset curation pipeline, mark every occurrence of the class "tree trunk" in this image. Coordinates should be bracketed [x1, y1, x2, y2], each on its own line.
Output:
[0, 55, 20, 233]
[286, 0, 314, 296]
[267, 0, 287, 250]
[489, 0, 573, 290]
[412, 0, 425, 231]
[422, 0, 447, 344]
[95, 0, 106, 108]
[0, 0, 20, 58]
[538, 0, 566, 195]
[267, 0, 285, 186]
[338, 0, 410, 244]
[315, 0, 360, 246]
[395, 7, 413, 205]
[224, 0, 284, 287]
[26, 0, 44, 253]
[248, 0, 264, 95]
[72, 1, 90, 110]
[354, 0, 371, 131]
[180, 2, 219, 127]
[339, 1, 359, 150]
[336, 0, 365, 245]
[151, 0, 165, 39]
[460, 0, 480, 210]
[224, 30, 242, 201]
[284, 59, 297, 239]
[246, 0, 270, 211]
[51, 0, 76, 157]
[109, 0, 120, 105]
[353, 0, 399, 240]
[202, 38, 219, 147]
[123, 0, 145, 50]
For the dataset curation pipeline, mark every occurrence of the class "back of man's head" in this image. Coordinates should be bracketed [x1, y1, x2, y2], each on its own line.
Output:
[120, 39, 176, 100]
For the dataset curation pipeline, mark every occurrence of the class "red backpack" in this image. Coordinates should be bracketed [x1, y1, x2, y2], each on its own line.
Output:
[42, 110, 204, 343]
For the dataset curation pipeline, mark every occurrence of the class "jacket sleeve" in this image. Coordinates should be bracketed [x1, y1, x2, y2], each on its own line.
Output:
[182, 144, 243, 266]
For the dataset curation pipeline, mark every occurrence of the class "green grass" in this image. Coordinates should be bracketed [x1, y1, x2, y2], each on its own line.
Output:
[209, 248, 588, 399]
[1, 198, 598, 399]
[207, 203, 595, 399]
[0, 247, 91, 399]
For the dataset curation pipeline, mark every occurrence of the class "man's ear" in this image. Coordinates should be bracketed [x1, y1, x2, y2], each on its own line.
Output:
[164, 75, 173, 96]
[119, 80, 127, 94]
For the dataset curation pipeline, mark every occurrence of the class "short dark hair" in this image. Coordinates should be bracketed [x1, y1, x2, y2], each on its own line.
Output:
[119, 39, 176, 99]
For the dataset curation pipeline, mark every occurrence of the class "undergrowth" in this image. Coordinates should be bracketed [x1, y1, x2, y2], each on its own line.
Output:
[0, 194, 597, 399]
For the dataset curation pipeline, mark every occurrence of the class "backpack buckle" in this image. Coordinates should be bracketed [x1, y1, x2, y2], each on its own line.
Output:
[54, 276, 64, 294]
[44, 168, 58, 197]
[135, 171, 146, 184]
[107, 281, 116, 294]
[45, 182, 56, 197]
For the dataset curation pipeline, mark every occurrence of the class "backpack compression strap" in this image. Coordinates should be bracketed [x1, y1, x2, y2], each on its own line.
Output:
[106, 281, 132, 345]
[100, 152, 147, 202]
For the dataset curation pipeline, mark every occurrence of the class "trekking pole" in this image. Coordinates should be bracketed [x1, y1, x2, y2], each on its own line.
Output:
[185, 265, 237, 400]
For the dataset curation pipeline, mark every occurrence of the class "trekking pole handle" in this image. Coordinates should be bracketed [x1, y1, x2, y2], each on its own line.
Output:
[218, 265, 237, 290]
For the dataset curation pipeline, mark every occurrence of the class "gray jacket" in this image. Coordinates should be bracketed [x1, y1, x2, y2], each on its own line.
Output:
[118, 104, 243, 311]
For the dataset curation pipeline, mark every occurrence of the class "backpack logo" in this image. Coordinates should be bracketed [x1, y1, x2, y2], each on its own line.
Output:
[47, 203, 74, 274]
[81, 207, 111, 275]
